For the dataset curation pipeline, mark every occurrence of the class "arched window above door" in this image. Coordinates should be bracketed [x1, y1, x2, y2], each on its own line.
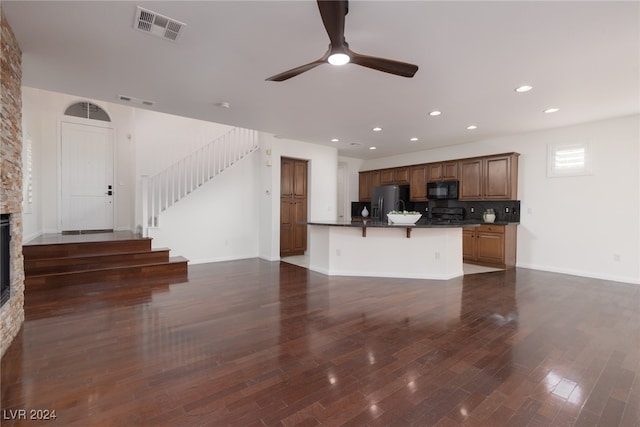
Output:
[64, 102, 111, 122]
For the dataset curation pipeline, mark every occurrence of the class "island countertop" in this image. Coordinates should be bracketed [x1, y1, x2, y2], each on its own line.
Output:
[304, 220, 483, 228]
[304, 219, 517, 228]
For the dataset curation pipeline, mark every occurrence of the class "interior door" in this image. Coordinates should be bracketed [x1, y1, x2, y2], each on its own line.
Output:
[61, 122, 114, 232]
[280, 157, 307, 257]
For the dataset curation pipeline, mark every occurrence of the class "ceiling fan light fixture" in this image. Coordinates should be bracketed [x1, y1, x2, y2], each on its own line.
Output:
[328, 53, 350, 66]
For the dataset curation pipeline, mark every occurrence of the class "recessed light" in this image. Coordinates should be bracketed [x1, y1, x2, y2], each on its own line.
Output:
[372, 127, 382, 132]
[369, 146, 377, 150]
[515, 85, 533, 93]
[429, 111, 441, 116]
[544, 108, 559, 114]
[410, 137, 419, 142]
[331, 138, 339, 142]
[466, 125, 478, 130]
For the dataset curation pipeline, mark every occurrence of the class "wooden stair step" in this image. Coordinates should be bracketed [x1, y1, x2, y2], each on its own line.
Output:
[24, 248, 172, 276]
[23, 238, 153, 260]
[25, 257, 189, 289]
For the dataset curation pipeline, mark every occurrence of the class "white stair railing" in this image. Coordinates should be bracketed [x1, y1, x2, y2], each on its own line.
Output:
[141, 127, 259, 236]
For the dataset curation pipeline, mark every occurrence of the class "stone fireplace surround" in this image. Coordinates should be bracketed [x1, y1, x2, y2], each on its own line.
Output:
[0, 7, 24, 357]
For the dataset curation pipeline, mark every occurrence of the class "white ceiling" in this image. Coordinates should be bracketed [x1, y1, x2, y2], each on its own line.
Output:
[4, 1, 639, 159]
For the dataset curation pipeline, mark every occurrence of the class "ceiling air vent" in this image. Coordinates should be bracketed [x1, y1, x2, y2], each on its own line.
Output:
[118, 94, 155, 107]
[134, 6, 186, 42]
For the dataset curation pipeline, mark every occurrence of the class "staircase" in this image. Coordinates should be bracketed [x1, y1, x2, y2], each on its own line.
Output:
[23, 235, 188, 289]
[142, 127, 259, 235]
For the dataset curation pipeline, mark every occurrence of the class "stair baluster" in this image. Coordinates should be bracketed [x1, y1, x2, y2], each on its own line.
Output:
[141, 127, 259, 236]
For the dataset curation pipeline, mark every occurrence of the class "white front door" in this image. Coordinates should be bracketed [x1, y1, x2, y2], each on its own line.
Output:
[61, 122, 114, 231]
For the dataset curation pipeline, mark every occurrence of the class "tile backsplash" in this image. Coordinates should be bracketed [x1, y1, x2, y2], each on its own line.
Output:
[412, 200, 521, 222]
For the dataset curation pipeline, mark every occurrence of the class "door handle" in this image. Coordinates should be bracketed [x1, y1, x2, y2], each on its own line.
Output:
[106, 190, 113, 196]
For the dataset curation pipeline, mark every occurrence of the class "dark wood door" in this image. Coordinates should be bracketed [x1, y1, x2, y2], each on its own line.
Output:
[476, 230, 505, 264]
[280, 158, 307, 257]
[462, 228, 477, 261]
[484, 156, 511, 199]
[359, 172, 370, 201]
[409, 165, 427, 201]
[459, 159, 483, 200]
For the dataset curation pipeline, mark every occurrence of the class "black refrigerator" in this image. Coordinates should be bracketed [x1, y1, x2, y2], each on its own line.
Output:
[371, 185, 410, 222]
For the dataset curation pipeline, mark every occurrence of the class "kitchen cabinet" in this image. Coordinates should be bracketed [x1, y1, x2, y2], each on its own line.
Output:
[281, 158, 307, 257]
[381, 167, 409, 185]
[463, 224, 517, 269]
[459, 153, 519, 200]
[409, 164, 428, 201]
[427, 161, 459, 182]
[459, 159, 483, 199]
[360, 152, 518, 202]
[359, 170, 380, 201]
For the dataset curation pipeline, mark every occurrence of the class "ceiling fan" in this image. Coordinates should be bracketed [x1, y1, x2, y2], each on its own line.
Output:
[266, 0, 419, 81]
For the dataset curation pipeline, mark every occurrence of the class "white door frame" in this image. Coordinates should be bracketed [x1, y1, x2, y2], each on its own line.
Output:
[337, 161, 349, 221]
[58, 117, 117, 232]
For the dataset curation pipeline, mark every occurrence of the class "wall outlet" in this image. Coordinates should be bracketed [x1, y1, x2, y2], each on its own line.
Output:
[505, 207, 510, 213]
[613, 254, 621, 262]
[470, 207, 475, 213]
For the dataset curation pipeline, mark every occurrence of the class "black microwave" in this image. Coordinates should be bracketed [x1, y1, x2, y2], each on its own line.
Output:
[427, 180, 459, 200]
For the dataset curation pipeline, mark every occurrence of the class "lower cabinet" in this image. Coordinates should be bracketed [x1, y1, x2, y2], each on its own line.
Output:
[280, 199, 307, 257]
[463, 224, 517, 268]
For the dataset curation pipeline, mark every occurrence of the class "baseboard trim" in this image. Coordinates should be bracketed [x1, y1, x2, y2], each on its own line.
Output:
[516, 262, 640, 285]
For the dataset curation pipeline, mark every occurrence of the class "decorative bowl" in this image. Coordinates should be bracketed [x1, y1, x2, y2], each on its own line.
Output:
[387, 212, 422, 225]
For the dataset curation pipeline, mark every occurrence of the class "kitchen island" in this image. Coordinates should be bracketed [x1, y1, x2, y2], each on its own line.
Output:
[305, 220, 474, 280]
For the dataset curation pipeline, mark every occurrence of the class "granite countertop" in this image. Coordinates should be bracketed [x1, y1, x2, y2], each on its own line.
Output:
[305, 220, 473, 229]
[305, 219, 519, 228]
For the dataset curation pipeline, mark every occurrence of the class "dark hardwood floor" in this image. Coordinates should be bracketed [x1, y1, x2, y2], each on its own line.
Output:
[2, 259, 639, 426]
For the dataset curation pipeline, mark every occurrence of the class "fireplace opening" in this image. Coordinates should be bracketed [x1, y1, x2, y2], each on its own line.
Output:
[1, 214, 10, 306]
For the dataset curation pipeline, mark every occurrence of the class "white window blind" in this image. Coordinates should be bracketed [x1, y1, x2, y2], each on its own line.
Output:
[547, 143, 592, 177]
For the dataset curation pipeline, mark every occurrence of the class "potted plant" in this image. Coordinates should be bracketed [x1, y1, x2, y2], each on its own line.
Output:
[483, 208, 496, 223]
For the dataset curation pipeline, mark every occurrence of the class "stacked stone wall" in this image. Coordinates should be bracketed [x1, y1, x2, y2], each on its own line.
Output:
[0, 7, 24, 357]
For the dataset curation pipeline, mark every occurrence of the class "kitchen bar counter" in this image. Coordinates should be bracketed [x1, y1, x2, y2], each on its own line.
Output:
[305, 219, 475, 228]
[304, 221, 466, 280]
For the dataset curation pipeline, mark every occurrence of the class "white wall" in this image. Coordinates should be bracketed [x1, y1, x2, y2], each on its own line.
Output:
[134, 110, 234, 177]
[21, 88, 341, 267]
[259, 134, 338, 261]
[21, 87, 136, 237]
[338, 155, 364, 204]
[360, 115, 640, 284]
[148, 150, 261, 264]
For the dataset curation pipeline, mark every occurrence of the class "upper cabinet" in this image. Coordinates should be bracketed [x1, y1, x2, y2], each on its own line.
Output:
[460, 153, 519, 200]
[409, 164, 428, 201]
[427, 161, 459, 182]
[359, 152, 519, 203]
[358, 170, 380, 201]
[380, 167, 409, 185]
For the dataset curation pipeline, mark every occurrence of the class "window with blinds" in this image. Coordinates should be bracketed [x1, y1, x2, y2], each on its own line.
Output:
[547, 143, 592, 177]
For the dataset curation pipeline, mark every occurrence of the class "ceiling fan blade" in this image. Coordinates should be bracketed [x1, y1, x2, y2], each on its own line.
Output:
[349, 51, 419, 78]
[317, 0, 347, 48]
[265, 58, 326, 82]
